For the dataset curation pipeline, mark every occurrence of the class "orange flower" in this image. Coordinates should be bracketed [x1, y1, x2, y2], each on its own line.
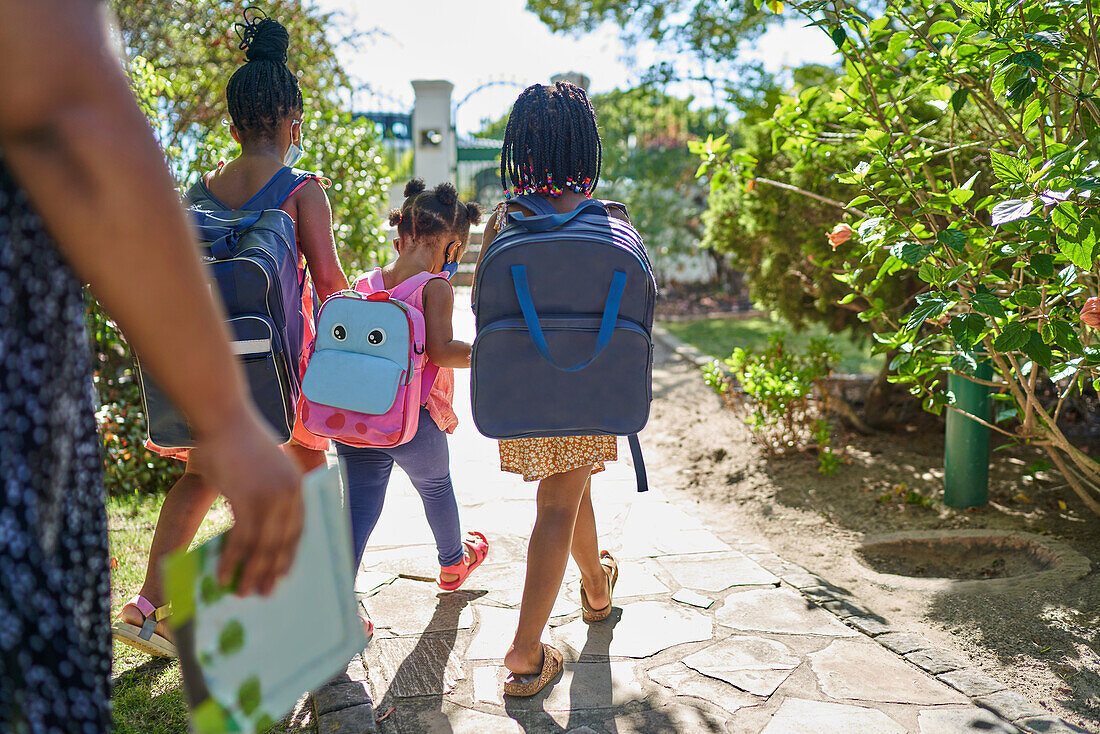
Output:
[828, 223, 854, 249]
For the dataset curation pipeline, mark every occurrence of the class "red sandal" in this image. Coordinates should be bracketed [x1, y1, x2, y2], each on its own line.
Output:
[437, 531, 489, 592]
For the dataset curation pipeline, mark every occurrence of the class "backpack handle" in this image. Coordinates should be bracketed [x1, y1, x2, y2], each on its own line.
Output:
[510, 264, 627, 372]
[507, 200, 608, 233]
[200, 211, 263, 258]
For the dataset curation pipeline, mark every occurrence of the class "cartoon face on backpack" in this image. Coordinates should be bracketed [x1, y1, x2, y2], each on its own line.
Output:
[303, 298, 414, 417]
[313, 298, 411, 367]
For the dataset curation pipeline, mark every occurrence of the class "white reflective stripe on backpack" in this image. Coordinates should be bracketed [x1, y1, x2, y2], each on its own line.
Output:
[229, 338, 272, 356]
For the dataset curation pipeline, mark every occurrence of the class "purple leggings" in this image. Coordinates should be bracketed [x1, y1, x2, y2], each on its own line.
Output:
[336, 407, 464, 569]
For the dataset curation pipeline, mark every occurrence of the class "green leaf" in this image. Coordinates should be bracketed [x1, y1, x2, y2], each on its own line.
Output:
[1006, 75, 1038, 106]
[1056, 223, 1098, 270]
[950, 88, 969, 113]
[929, 20, 961, 35]
[1012, 286, 1041, 309]
[1008, 50, 1044, 69]
[1023, 98, 1044, 129]
[905, 293, 951, 331]
[943, 262, 968, 286]
[993, 322, 1030, 351]
[950, 312, 985, 347]
[1050, 202, 1082, 233]
[219, 618, 245, 655]
[831, 26, 848, 48]
[891, 240, 934, 265]
[238, 675, 262, 716]
[971, 291, 1006, 318]
[991, 198, 1034, 226]
[990, 152, 1029, 184]
[951, 352, 978, 373]
[937, 229, 967, 252]
[948, 187, 975, 205]
[766, 0, 784, 13]
[1030, 253, 1055, 278]
[1025, 330, 1052, 368]
[1052, 320, 1085, 354]
[886, 31, 911, 59]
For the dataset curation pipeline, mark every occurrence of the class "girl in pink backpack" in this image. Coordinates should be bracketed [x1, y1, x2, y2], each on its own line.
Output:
[335, 179, 489, 593]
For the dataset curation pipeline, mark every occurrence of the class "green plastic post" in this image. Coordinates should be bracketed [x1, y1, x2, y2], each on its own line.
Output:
[944, 357, 993, 508]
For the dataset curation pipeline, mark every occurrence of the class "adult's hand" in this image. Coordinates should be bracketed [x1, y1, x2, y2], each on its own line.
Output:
[191, 410, 304, 596]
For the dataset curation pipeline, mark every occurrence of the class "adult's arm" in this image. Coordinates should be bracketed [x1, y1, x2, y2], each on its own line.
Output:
[0, 0, 302, 595]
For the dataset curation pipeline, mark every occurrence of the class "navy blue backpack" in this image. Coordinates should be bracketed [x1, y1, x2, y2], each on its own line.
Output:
[472, 195, 656, 491]
[138, 167, 315, 448]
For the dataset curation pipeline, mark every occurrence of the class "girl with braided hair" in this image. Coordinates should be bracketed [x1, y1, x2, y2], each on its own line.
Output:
[113, 9, 348, 658]
[475, 81, 631, 697]
[337, 179, 489, 603]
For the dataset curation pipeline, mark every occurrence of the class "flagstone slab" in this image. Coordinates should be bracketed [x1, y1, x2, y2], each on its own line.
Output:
[359, 544, 440, 579]
[360, 580, 477, 636]
[598, 558, 669, 598]
[715, 588, 860, 637]
[648, 661, 761, 713]
[657, 552, 779, 592]
[472, 661, 645, 710]
[917, 706, 1021, 733]
[671, 589, 714, 609]
[395, 702, 528, 734]
[681, 635, 801, 697]
[465, 562, 581, 619]
[605, 701, 733, 733]
[465, 606, 551, 661]
[368, 633, 465, 699]
[553, 600, 713, 659]
[614, 501, 731, 558]
[760, 697, 907, 734]
[808, 639, 968, 705]
[355, 570, 397, 596]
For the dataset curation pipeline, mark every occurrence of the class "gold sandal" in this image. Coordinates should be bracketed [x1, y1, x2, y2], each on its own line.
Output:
[580, 551, 618, 623]
[503, 643, 563, 697]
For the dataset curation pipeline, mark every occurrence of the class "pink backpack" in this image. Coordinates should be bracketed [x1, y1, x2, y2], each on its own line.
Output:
[300, 269, 444, 448]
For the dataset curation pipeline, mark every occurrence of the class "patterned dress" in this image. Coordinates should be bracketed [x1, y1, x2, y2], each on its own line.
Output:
[0, 160, 112, 732]
[489, 200, 618, 482]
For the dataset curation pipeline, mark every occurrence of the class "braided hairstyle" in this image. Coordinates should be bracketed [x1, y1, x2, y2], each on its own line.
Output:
[226, 8, 303, 140]
[500, 81, 602, 198]
[388, 179, 482, 245]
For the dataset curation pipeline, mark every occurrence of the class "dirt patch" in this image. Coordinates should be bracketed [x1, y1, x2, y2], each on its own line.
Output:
[646, 338, 1100, 730]
[858, 533, 1058, 580]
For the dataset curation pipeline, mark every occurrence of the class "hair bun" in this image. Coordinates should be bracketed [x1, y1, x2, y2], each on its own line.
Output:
[238, 14, 290, 64]
[403, 178, 427, 197]
[465, 202, 483, 226]
[387, 208, 402, 227]
[433, 182, 458, 207]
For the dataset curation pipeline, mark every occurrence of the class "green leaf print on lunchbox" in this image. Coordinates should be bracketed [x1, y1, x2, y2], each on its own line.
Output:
[162, 466, 366, 733]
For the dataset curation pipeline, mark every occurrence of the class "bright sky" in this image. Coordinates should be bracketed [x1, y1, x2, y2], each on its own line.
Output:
[315, 0, 838, 134]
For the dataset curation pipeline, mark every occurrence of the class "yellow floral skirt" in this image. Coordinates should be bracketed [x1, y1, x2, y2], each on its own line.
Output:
[499, 435, 618, 482]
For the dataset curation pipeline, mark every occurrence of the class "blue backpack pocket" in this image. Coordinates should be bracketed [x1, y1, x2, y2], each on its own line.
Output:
[302, 349, 404, 415]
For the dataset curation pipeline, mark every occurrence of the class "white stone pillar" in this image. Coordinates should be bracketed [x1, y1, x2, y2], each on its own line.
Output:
[551, 72, 591, 92]
[411, 79, 456, 187]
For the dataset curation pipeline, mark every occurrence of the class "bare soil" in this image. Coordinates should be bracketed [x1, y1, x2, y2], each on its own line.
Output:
[646, 338, 1100, 731]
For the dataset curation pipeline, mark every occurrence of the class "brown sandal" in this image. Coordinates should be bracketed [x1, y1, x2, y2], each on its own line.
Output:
[580, 551, 618, 623]
[503, 643, 563, 697]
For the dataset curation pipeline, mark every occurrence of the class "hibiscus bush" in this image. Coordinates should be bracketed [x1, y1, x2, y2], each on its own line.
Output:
[701, 0, 1100, 513]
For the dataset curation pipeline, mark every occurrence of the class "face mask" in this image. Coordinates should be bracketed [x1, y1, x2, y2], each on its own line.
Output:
[284, 122, 304, 167]
[283, 141, 304, 168]
[441, 242, 459, 280]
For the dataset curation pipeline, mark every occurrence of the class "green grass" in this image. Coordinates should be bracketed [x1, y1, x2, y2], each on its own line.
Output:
[109, 493, 232, 734]
[661, 315, 884, 376]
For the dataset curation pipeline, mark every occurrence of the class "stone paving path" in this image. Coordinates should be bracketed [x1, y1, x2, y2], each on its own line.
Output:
[306, 298, 1085, 734]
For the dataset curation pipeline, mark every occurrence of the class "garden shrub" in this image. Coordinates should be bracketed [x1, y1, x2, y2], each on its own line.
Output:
[701, 0, 1100, 513]
[704, 335, 840, 475]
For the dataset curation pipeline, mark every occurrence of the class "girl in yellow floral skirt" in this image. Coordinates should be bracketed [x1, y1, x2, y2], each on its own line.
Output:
[474, 81, 626, 697]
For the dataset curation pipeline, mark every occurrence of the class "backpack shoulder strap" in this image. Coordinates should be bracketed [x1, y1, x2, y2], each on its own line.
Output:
[509, 194, 559, 217]
[353, 268, 386, 294]
[628, 434, 648, 492]
[184, 179, 227, 211]
[391, 271, 446, 302]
